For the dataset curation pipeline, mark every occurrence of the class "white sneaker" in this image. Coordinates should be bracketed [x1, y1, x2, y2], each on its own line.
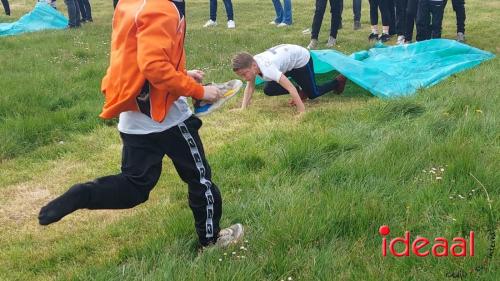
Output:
[326, 36, 336, 47]
[215, 223, 244, 247]
[269, 20, 278, 25]
[397, 35, 405, 45]
[307, 39, 318, 49]
[203, 19, 217, 28]
[227, 20, 235, 29]
[277, 22, 289, 27]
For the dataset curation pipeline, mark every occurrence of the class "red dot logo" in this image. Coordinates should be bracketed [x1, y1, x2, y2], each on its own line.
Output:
[379, 225, 390, 236]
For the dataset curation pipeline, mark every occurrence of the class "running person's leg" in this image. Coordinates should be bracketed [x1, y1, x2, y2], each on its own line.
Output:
[39, 132, 164, 225]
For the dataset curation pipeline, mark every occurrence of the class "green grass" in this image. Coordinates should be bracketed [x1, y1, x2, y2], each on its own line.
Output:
[0, 0, 498, 280]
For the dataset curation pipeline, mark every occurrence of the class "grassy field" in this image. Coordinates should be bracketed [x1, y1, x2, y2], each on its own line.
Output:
[0, 0, 498, 280]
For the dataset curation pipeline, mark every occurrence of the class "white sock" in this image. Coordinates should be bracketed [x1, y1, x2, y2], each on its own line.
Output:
[371, 26, 378, 34]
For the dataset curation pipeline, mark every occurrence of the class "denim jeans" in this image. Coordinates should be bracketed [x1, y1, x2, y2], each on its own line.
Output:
[76, 0, 92, 21]
[64, 0, 81, 27]
[209, 0, 234, 21]
[271, 0, 292, 25]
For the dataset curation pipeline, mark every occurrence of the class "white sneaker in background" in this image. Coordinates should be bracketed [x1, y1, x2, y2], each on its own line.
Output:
[269, 20, 278, 25]
[307, 39, 318, 49]
[203, 19, 217, 28]
[326, 36, 337, 47]
[456, 32, 465, 43]
[227, 20, 235, 29]
[277, 22, 289, 27]
[397, 35, 405, 45]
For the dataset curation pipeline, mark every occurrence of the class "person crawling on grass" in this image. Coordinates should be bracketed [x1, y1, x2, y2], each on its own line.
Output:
[232, 44, 347, 114]
[38, 0, 243, 249]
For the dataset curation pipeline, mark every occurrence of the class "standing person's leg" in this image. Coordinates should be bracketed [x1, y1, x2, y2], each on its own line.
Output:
[429, 0, 445, 38]
[378, 0, 392, 41]
[338, 0, 343, 28]
[309, 0, 328, 49]
[416, 0, 431, 41]
[222, 0, 234, 21]
[385, 0, 396, 35]
[113, 0, 119, 9]
[38, 133, 164, 225]
[452, 0, 465, 41]
[369, 0, 380, 26]
[327, 0, 343, 46]
[395, 0, 408, 43]
[311, 0, 328, 39]
[368, 0, 381, 39]
[271, 0, 284, 24]
[64, 0, 81, 28]
[164, 117, 222, 246]
[353, 0, 362, 29]
[82, 0, 92, 21]
[222, 0, 235, 28]
[404, 0, 418, 41]
[210, 0, 217, 21]
[282, 0, 293, 25]
[1, 0, 10, 16]
[76, 0, 88, 22]
[395, 0, 407, 36]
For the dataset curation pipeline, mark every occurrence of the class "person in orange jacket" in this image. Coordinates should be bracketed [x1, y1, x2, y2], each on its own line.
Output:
[38, 0, 244, 248]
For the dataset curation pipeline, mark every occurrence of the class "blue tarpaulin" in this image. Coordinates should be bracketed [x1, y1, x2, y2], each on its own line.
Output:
[0, 3, 68, 37]
[256, 39, 495, 98]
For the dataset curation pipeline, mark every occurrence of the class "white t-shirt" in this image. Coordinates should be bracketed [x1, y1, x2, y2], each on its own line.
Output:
[253, 44, 310, 82]
[117, 97, 192, 134]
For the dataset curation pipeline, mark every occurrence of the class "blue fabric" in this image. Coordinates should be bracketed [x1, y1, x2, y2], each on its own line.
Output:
[0, 3, 68, 37]
[256, 39, 494, 98]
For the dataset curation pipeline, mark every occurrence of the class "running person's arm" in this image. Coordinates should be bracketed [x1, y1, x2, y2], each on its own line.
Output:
[278, 74, 305, 113]
[241, 80, 255, 109]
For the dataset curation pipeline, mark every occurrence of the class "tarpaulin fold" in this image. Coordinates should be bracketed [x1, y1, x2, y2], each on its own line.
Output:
[0, 3, 67, 37]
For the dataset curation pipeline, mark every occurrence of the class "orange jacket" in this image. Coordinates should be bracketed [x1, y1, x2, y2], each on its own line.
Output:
[100, 0, 204, 122]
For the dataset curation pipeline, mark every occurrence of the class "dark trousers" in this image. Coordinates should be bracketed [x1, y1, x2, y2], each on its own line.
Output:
[64, 0, 81, 27]
[446, 0, 465, 33]
[311, 0, 343, 39]
[395, 0, 408, 35]
[76, 0, 92, 21]
[60, 116, 222, 246]
[369, 0, 392, 26]
[113, 0, 119, 9]
[405, 0, 418, 41]
[353, 0, 362, 21]
[387, 0, 397, 34]
[1, 0, 9, 16]
[210, 0, 234, 21]
[416, 0, 445, 41]
[264, 58, 338, 99]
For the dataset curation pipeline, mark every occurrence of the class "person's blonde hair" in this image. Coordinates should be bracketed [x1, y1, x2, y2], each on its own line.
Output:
[232, 52, 255, 71]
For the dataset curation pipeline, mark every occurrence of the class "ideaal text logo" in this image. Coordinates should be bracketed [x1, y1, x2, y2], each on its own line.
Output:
[379, 225, 474, 257]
